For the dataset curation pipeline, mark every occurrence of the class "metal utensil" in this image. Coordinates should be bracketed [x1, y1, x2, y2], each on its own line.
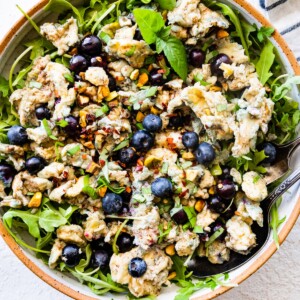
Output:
[264, 137, 300, 185]
[188, 139, 300, 277]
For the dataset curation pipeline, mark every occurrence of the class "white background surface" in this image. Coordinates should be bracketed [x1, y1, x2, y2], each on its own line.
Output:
[0, 1, 299, 299]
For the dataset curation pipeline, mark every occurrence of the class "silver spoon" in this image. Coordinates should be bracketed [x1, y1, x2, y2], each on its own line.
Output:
[188, 138, 300, 277]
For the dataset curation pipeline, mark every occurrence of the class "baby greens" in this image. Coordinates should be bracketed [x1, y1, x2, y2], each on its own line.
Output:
[133, 8, 188, 80]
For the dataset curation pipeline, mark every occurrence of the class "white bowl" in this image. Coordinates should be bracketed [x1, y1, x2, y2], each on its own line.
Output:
[0, 1, 299, 299]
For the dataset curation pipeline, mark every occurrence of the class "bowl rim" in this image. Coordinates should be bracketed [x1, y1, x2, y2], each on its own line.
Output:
[0, 1, 299, 300]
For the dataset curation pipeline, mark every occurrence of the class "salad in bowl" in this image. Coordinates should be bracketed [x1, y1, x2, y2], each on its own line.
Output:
[0, 0, 299, 299]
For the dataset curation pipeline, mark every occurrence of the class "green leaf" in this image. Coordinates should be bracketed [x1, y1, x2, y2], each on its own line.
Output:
[56, 119, 69, 127]
[112, 219, 129, 254]
[95, 104, 109, 117]
[183, 206, 197, 228]
[155, 0, 176, 10]
[42, 119, 57, 140]
[36, 232, 53, 250]
[67, 145, 81, 156]
[240, 20, 256, 49]
[82, 175, 99, 200]
[39, 210, 67, 232]
[205, 228, 225, 247]
[272, 75, 300, 101]
[3, 210, 40, 238]
[75, 244, 92, 273]
[113, 139, 129, 151]
[171, 255, 188, 281]
[256, 40, 275, 85]
[0, 76, 10, 97]
[161, 36, 188, 80]
[257, 26, 274, 42]
[64, 73, 74, 83]
[97, 177, 125, 194]
[44, 0, 84, 25]
[133, 8, 165, 44]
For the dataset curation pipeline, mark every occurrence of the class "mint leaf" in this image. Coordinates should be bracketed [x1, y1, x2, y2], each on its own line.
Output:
[133, 8, 165, 44]
[162, 36, 188, 80]
[155, 0, 176, 10]
[256, 40, 275, 85]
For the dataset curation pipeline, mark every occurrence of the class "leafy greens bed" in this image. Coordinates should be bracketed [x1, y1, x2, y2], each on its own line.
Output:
[0, 0, 299, 299]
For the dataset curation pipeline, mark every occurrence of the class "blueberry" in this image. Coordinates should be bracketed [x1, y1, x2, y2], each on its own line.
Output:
[219, 166, 233, 180]
[117, 232, 134, 253]
[189, 48, 206, 68]
[131, 130, 154, 151]
[63, 115, 81, 137]
[171, 208, 188, 225]
[258, 142, 277, 165]
[69, 55, 89, 73]
[90, 249, 110, 269]
[0, 163, 17, 186]
[128, 257, 147, 277]
[209, 222, 226, 240]
[149, 70, 165, 86]
[195, 142, 216, 165]
[90, 238, 113, 254]
[62, 244, 81, 267]
[80, 35, 102, 56]
[90, 56, 107, 68]
[7, 125, 28, 145]
[108, 74, 117, 91]
[134, 28, 143, 41]
[207, 195, 227, 213]
[102, 192, 123, 214]
[216, 179, 236, 200]
[222, 203, 237, 220]
[182, 132, 199, 150]
[168, 115, 184, 129]
[151, 177, 173, 198]
[142, 114, 162, 133]
[210, 54, 232, 76]
[35, 106, 51, 120]
[25, 156, 46, 174]
[119, 147, 138, 166]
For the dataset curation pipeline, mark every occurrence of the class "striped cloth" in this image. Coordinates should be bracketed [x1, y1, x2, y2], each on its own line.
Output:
[251, 0, 300, 62]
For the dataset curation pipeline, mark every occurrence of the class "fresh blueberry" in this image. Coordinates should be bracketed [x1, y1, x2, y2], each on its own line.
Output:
[171, 208, 188, 225]
[35, 106, 51, 120]
[90, 238, 113, 254]
[189, 48, 206, 68]
[102, 192, 123, 214]
[80, 35, 102, 56]
[134, 28, 143, 41]
[195, 142, 216, 165]
[90, 56, 107, 68]
[216, 179, 236, 200]
[209, 222, 226, 240]
[219, 166, 233, 180]
[90, 249, 110, 269]
[69, 55, 89, 73]
[117, 232, 134, 253]
[149, 70, 165, 86]
[210, 53, 232, 76]
[62, 244, 81, 267]
[151, 177, 173, 198]
[128, 257, 147, 277]
[222, 203, 237, 220]
[258, 142, 277, 165]
[0, 163, 17, 186]
[142, 114, 162, 133]
[108, 74, 117, 91]
[131, 130, 154, 151]
[7, 125, 28, 145]
[25, 156, 46, 174]
[207, 195, 227, 213]
[168, 115, 184, 129]
[182, 132, 199, 150]
[63, 115, 81, 137]
[119, 147, 138, 166]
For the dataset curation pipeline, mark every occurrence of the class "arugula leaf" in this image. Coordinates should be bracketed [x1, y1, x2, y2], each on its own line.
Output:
[16, 5, 40, 34]
[97, 177, 125, 194]
[257, 26, 275, 43]
[205, 228, 225, 247]
[39, 209, 68, 232]
[183, 206, 197, 229]
[240, 20, 256, 49]
[133, 9, 165, 44]
[82, 175, 99, 200]
[270, 196, 286, 249]
[44, 0, 84, 25]
[271, 75, 300, 102]
[112, 219, 129, 254]
[113, 139, 130, 151]
[0, 76, 10, 97]
[64, 73, 74, 83]
[56, 119, 69, 127]
[36, 232, 53, 250]
[67, 145, 81, 155]
[256, 40, 275, 85]
[155, 0, 176, 10]
[75, 244, 92, 273]
[171, 255, 188, 281]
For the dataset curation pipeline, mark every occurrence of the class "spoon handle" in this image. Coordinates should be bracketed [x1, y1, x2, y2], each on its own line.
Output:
[265, 169, 300, 211]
